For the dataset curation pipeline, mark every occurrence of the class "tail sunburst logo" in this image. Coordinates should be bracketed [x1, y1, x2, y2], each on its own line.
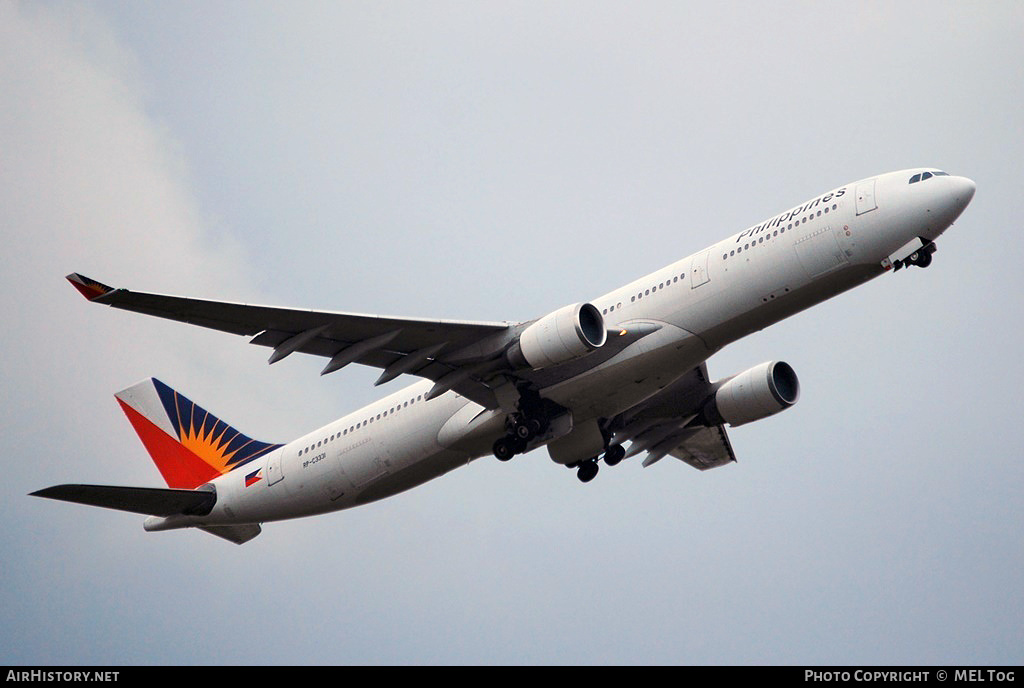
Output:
[153, 380, 282, 476]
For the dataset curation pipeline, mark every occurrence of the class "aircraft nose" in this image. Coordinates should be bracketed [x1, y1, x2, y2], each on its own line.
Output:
[948, 175, 976, 217]
[955, 176, 976, 203]
[937, 175, 974, 225]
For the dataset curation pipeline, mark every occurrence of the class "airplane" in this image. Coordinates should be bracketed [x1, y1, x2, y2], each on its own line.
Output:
[32, 168, 976, 544]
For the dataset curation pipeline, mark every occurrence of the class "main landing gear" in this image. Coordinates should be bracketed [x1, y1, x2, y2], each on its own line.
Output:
[492, 414, 548, 462]
[490, 391, 628, 484]
[567, 443, 626, 483]
[492, 387, 565, 462]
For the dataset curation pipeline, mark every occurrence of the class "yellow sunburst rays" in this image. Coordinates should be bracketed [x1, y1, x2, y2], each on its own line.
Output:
[174, 396, 254, 475]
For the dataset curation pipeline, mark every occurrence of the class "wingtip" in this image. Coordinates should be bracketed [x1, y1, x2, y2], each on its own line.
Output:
[29, 484, 77, 500]
[66, 272, 114, 301]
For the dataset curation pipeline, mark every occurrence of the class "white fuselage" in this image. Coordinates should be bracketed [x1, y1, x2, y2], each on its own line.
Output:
[147, 169, 975, 532]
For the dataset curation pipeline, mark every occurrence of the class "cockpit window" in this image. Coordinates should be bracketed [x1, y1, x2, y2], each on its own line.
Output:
[909, 170, 950, 184]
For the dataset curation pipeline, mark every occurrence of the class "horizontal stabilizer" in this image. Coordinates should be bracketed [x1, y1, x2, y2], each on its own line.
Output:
[30, 484, 216, 517]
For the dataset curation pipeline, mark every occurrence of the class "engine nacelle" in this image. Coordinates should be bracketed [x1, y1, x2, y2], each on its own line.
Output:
[702, 361, 800, 427]
[507, 302, 607, 370]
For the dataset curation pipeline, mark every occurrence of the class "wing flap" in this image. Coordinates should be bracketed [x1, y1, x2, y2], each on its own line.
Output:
[668, 424, 736, 470]
[611, 363, 736, 471]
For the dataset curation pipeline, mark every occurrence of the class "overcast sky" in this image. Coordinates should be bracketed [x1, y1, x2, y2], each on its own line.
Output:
[3, 1, 1022, 665]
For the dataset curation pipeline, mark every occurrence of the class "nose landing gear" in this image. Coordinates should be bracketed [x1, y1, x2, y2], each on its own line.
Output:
[892, 239, 936, 271]
[906, 243, 934, 268]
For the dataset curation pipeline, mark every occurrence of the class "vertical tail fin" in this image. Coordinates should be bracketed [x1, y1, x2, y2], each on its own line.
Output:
[116, 378, 282, 489]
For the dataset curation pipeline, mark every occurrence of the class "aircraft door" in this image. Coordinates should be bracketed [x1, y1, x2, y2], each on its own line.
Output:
[691, 250, 711, 288]
[855, 179, 877, 215]
[266, 450, 285, 486]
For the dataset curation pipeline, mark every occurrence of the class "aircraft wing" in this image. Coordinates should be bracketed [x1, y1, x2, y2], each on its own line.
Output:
[67, 273, 515, 408]
[610, 363, 736, 470]
[666, 425, 736, 470]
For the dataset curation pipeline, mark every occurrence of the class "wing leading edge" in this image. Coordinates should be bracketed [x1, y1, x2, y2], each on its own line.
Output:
[67, 273, 515, 408]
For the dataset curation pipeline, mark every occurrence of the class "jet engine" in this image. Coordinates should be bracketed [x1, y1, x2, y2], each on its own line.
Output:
[701, 361, 800, 427]
[507, 303, 607, 370]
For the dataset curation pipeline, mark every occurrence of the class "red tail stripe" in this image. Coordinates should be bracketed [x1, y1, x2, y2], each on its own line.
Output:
[117, 399, 221, 489]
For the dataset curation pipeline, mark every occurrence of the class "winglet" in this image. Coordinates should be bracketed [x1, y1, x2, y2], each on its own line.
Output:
[66, 273, 114, 301]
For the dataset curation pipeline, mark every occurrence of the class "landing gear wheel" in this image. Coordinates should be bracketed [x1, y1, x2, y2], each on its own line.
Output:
[907, 241, 935, 269]
[493, 437, 515, 462]
[577, 460, 599, 483]
[513, 421, 533, 441]
[604, 444, 625, 467]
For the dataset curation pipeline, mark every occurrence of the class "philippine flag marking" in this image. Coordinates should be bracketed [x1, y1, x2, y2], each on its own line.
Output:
[245, 469, 263, 487]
